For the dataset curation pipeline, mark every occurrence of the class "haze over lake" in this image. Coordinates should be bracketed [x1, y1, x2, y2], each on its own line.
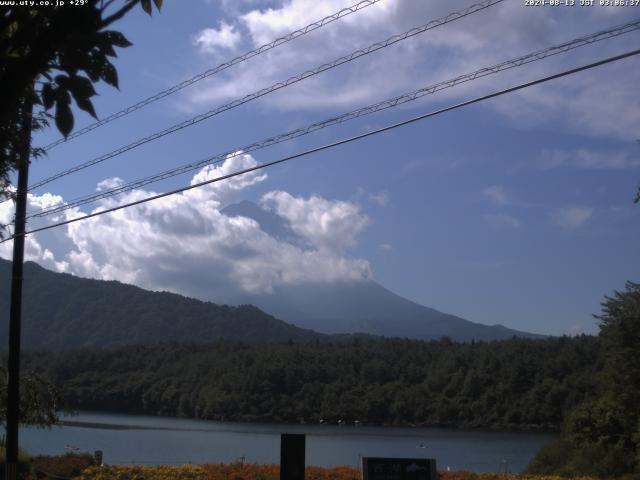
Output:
[21, 412, 552, 473]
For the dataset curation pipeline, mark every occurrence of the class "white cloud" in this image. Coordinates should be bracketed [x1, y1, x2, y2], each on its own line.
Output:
[539, 149, 640, 169]
[193, 21, 242, 53]
[0, 192, 70, 272]
[379, 243, 392, 252]
[186, 151, 267, 207]
[481, 185, 509, 206]
[356, 187, 390, 207]
[553, 206, 593, 229]
[96, 177, 125, 191]
[239, 0, 396, 47]
[0, 154, 372, 301]
[484, 213, 520, 228]
[369, 190, 390, 207]
[186, 0, 640, 140]
[261, 190, 369, 253]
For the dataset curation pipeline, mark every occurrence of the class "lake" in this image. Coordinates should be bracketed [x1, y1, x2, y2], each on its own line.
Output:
[20, 412, 553, 473]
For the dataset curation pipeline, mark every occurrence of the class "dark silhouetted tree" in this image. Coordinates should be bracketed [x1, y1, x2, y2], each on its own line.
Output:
[0, 0, 162, 202]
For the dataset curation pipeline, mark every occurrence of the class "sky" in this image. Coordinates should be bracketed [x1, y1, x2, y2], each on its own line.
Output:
[2, 0, 640, 336]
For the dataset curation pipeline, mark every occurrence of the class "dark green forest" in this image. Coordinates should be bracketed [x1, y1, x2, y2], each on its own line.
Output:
[0, 259, 329, 350]
[24, 335, 601, 431]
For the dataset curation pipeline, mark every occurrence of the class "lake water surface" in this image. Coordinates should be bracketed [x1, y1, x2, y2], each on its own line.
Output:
[20, 412, 553, 473]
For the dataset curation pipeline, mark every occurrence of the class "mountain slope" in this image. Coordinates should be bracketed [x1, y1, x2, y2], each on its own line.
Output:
[221, 200, 543, 341]
[0, 259, 327, 351]
[224, 280, 542, 341]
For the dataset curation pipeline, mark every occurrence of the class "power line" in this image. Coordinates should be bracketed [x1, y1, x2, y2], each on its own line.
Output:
[27, 0, 503, 192]
[4, 47, 638, 243]
[27, 19, 640, 220]
[41, 0, 384, 152]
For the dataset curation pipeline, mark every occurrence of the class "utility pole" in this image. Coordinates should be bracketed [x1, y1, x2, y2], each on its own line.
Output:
[5, 94, 33, 480]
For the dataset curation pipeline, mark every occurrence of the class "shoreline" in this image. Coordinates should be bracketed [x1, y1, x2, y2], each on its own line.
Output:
[58, 409, 559, 435]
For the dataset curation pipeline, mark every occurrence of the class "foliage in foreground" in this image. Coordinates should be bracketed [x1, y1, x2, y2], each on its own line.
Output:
[0, 452, 94, 479]
[0, 365, 63, 428]
[527, 282, 640, 478]
[0, 0, 163, 198]
[30, 453, 96, 479]
[439, 473, 594, 480]
[75, 464, 360, 480]
[0, 453, 605, 480]
[0, 445, 31, 479]
[73, 463, 599, 480]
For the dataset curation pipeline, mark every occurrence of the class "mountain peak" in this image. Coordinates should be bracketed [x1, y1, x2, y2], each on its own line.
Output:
[222, 278, 544, 341]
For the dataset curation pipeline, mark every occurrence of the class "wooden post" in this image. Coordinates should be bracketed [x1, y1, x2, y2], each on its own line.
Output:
[5, 95, 33, 480]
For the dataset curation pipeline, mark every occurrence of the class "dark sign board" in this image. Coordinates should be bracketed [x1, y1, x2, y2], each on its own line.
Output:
[362, 457, 437, 480]
[280, 433, 305, 480]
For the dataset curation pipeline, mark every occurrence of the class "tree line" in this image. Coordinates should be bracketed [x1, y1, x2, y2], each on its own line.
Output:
[22, 335, 602, 431]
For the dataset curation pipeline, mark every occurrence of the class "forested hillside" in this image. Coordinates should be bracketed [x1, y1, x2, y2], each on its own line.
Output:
[0, 259, 327, 350]
[24, 335, 601, 431]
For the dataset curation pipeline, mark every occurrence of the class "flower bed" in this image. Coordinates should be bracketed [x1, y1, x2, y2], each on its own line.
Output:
[76, 464, 207, 480]
[75, 464, 598, 480]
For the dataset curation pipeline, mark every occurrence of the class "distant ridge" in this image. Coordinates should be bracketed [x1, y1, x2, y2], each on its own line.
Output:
[0, 258, 327, 351]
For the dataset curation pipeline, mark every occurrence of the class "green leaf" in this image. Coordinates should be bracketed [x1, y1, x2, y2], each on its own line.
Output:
[102, 31, 133, 48]
[141, 0, 152, 15]
[58, 47, 90, 73]
[68, 75, 96, 99]
[66, 75, 97, 119]
[55, 99, 74, 137]
[153, 0, 163, 9]
[54, 74, 70, 88]
[75, 97, 97, 119]
[41, 83, 55, 110]
[55, 88, 71, 105]
[100, 62, 119, 89]
[101, 42, 118, 58]
[84, 53, 103, 82]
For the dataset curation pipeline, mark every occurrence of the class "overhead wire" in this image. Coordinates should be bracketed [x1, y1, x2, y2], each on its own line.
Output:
[26, 18, 640, 220]
[41, 0, 385, 151]
[26, 0, 504, 192]
[3, 47, 638, 243]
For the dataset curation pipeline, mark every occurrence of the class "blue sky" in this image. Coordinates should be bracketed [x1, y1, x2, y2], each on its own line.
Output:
[2, 0, 639, 336]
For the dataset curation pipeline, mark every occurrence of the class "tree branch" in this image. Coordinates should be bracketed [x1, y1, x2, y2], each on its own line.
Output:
[100, 0, 139, 28]
[100, 0, 119, 13]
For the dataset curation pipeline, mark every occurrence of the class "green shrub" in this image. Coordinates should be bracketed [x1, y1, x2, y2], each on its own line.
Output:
[30, 453, 95, 479]
[0, 443, 31, 480]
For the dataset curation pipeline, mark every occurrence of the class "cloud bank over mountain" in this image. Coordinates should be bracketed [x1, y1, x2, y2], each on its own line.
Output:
[0, 153, 371, 302]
